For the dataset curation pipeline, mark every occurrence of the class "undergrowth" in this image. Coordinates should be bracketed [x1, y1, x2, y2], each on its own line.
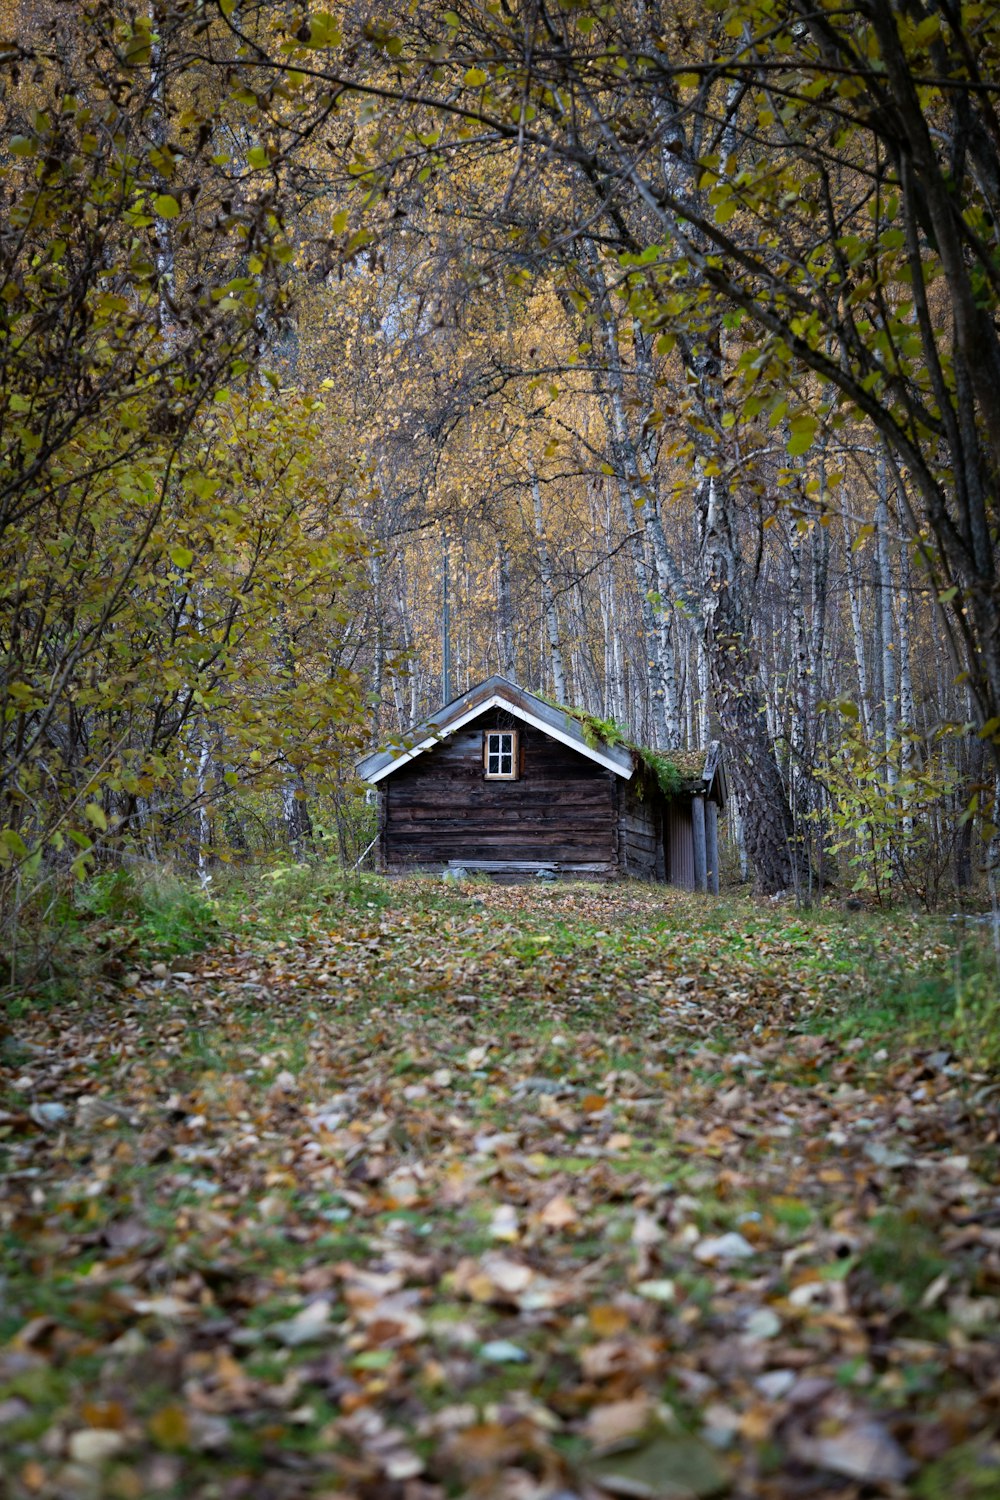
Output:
[1, 865, 218, 1009]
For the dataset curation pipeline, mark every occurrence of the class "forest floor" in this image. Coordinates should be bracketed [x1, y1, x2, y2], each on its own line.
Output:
[2, 876, 999, 1500]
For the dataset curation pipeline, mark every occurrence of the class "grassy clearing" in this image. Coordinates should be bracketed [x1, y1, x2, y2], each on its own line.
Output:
[2, 873, 999, 1498]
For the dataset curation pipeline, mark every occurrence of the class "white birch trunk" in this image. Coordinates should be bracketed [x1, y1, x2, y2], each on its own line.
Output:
[787, 519, 810, 803]
[193, 593, 211, 887]
[876, 448, 898, 784]
[582, 251, 693, 744]
[697, 636, 710, 748]
[896, 510, 915, 846]
[497, 541, 517, 677]
[810, 512, 830, 714]
[843, 517, 875, 742]
[529, 463, 567, 701]
[278, 613, 313, 854]
[150, 21, 176, 333]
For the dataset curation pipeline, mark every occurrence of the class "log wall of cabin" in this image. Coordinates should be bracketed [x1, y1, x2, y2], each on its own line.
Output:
[380, 718, 619, 875]
[618, 781, 666, 881]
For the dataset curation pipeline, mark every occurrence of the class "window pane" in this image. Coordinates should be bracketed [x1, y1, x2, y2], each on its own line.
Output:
[486, 730, 516, 776]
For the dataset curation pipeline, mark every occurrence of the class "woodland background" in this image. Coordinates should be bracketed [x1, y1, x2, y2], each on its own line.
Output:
[4, 10, 1000, 1495]
[3, 0, 1000, 948]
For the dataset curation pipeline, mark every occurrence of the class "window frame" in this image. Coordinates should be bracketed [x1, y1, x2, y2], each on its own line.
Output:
[483, 729, 519, 780]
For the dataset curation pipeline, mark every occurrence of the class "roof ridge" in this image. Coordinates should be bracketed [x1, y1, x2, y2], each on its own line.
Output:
[357, 677, 636, 785]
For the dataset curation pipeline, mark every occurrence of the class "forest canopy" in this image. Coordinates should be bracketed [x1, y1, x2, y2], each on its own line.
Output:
[2, 0, 1000, 911]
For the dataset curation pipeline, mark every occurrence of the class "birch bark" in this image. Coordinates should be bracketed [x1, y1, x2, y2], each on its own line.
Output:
[843, 516, 875, 742]
[876, 448, 898, 784]
[529, 463, 567, 702]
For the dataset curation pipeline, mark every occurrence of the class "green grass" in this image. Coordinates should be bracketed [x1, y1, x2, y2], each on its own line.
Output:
[915, 1441, 1000, 1499]
[4, 876, 1000, 1498]
[802, 931, 999, 1070]
[855, 1211, 951, 1338]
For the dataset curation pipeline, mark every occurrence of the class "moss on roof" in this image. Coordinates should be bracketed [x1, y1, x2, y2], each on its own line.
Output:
[667, 749, 710, 781]
[546, 703, 712, 798]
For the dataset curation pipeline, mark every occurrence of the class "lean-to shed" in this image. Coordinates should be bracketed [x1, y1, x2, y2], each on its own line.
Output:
[357, 677, 726, 887]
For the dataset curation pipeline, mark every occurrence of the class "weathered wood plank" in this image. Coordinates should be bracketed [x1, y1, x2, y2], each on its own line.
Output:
[621, 822, 656, 840]
[391, 845, 613, 863]
[388, 797, 611, 818]
[692, 795, 707, 892]
[706, 799, 719, 894]
[444, 860, 616, 873]
[389, 819, 613, 838]
[382, 717, 620, 876]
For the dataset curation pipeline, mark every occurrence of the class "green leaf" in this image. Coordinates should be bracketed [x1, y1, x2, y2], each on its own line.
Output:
[84, 803, 108, 832]
[153, 194, 181, 219]
[585, 1431, 728, 1498]
[787, 412, 819, 456]
[169, 544, 194, 569]
[351, 1350, 393, 1370]
[0, 828, 28, 861]
[10, 135, 37, 157]
[464, 67, 488, 87]
[304, 11, 342, 46]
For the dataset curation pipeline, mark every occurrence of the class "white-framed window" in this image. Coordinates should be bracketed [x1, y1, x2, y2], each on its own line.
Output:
[484, 729, 519, 780]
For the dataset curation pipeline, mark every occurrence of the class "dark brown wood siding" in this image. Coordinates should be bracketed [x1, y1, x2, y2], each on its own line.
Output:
[381, 716, 619, 875]
[619, 781, 666, 880]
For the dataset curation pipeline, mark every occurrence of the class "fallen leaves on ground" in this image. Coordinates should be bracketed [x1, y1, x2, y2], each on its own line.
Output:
[2, 881, 999, 1499]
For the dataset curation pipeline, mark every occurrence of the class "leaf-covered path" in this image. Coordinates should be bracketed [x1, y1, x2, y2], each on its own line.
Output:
[2, 882, 999, 1499]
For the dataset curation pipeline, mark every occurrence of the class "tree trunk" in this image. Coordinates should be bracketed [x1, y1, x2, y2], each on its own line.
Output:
[529, 463, 567, 701]
[700, 476, 800, 894]
[843, 515, 875, 741]
[876, 448, 898, 782]
[497, 540, 517, 677]
[279, 616, 313, 855]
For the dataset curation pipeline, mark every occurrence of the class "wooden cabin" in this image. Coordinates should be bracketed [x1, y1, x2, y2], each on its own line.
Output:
[357, 677, 726, 888]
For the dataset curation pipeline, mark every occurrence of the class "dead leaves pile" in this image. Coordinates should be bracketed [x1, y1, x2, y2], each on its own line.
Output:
[1, 883, 999, 1500]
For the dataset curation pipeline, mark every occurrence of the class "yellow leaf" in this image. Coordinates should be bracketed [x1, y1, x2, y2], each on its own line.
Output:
[149, 1404, 189, 1449]
[589, 1303, 630, 1336]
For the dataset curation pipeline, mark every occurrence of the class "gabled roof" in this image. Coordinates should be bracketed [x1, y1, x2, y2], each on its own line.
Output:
[357, 676, 635, 784]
